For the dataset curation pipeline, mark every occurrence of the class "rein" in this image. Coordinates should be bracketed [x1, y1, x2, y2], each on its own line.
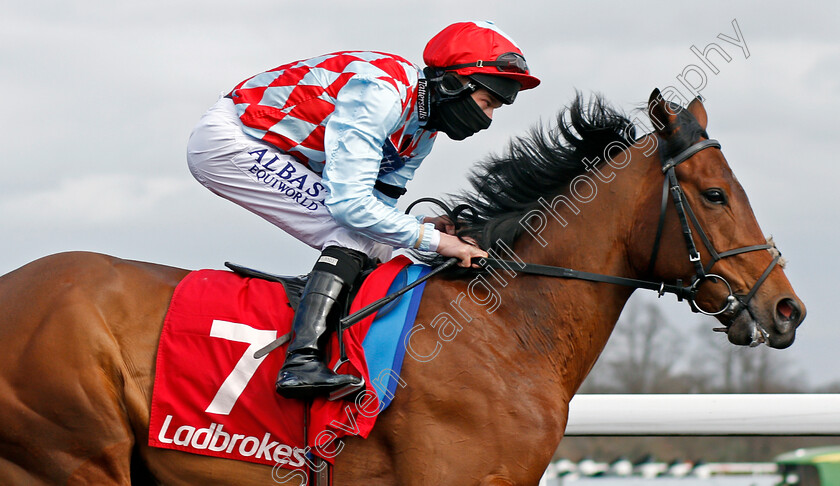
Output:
[340, 137, 782, 347]
[414, 137, 780, 339]
[480, 259, 694, 300]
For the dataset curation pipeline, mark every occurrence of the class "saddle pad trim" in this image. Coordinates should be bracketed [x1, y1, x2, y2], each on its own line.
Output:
[362, 265, 431, 411]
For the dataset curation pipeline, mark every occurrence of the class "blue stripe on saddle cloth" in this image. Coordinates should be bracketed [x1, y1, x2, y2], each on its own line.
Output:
[362, 264, 431, 411]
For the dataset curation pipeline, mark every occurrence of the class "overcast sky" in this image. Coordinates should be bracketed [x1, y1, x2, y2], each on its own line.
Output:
[2, 1, 838, 385]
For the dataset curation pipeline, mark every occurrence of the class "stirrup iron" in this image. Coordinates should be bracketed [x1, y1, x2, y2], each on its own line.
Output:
[328, 357, 365, 401]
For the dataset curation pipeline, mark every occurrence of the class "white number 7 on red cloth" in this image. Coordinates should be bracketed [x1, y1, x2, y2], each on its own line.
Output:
[205, 320, 277, 415]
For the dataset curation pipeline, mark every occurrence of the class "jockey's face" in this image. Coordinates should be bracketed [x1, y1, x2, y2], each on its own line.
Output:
[470, 87, 504, 120]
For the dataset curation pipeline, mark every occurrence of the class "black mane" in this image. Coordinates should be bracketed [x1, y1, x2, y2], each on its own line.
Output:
[419, 93, 636, 262]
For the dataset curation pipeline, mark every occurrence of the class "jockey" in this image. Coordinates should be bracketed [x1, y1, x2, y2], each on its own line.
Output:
[186, 20, 540, 399]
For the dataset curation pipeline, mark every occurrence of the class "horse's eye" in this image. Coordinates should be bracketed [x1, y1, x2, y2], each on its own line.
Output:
[702, 188, 728, 205]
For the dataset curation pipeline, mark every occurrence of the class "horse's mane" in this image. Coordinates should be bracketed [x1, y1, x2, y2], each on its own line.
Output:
[416, 92, 635, 265]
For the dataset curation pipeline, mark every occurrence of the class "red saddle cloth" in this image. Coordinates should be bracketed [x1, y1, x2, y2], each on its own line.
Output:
[148, 256, 411, 469]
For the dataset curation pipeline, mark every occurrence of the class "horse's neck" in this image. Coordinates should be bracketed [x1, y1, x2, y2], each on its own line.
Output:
[501, 145, 654, 395]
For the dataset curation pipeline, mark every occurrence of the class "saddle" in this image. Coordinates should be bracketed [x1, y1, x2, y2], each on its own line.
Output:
[223, 260, 402, 402]
[224, 261, 383, 313]
[224, 262, 310, 311]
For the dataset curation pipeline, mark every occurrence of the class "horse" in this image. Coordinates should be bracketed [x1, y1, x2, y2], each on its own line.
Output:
[0, 89, 805, 485]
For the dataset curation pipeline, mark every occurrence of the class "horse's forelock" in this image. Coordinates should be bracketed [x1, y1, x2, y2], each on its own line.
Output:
[660, 107, 710, 158]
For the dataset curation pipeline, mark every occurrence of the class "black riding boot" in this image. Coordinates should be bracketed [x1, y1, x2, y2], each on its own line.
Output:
[275, 246, 367, 399]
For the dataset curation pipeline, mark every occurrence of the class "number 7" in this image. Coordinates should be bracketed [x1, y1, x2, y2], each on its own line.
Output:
[205, 320, 278, 415]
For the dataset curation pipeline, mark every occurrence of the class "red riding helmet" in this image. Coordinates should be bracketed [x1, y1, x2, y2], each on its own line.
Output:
[423, 20, 540, 104]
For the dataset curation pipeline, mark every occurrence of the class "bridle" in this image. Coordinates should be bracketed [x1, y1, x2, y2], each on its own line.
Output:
[473, 136, 782, 339]
[647, 138, 781, 320]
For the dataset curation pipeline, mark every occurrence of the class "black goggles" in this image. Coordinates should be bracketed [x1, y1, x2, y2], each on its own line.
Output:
[440, 52, 529, 74]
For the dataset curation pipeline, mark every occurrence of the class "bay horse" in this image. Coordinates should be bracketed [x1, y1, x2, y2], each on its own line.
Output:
[0, 89, 805, 485]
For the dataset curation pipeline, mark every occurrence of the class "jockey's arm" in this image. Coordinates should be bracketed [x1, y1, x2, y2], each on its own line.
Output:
[322, 76, 485, 267]
[322, 76, 439, 251]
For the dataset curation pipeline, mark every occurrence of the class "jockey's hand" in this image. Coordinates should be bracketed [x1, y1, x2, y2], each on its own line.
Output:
[436, 233, 487, 268]
[423, 215, 456, 235]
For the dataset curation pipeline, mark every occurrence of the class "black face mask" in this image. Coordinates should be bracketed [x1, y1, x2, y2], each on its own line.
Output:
[426, 73, 492, 141]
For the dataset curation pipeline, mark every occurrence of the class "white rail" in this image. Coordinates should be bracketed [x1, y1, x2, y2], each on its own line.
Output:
[565, 394, 840, 436]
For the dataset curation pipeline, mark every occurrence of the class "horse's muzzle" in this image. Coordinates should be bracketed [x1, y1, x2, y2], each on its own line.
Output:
[720, 294, 804, 349]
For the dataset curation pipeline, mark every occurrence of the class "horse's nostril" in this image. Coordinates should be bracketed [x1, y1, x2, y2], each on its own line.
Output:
[775, 298, 802, 334]
[777, 299, 794, 319]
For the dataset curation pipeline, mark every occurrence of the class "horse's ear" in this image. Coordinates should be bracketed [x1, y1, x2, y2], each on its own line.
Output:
[647, 88, 678, 137]
[686, 96, 708, 131]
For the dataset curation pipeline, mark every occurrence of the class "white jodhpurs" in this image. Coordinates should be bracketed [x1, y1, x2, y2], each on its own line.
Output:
[186, 97, 392, 262]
